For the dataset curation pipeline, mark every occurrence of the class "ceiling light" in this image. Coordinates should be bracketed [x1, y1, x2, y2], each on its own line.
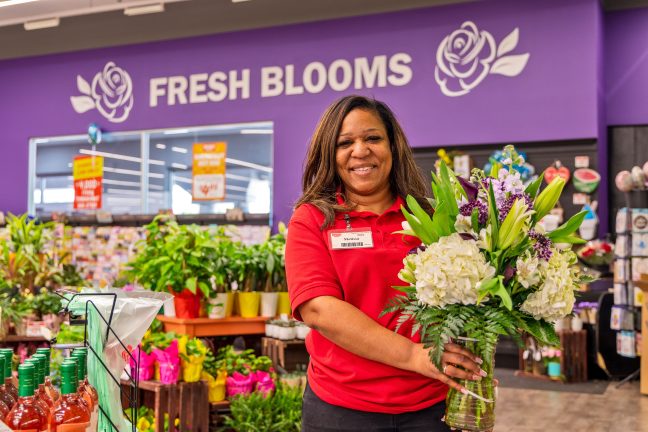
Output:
[0, 0, 39, 7]
[79, 148, 164, 166]
[124, 2, 164, 16]
[231, 0, 252, 3]
[163, 129, 190, 135]
[226, 158, 272, 173]
[24, 17, 59, 30]
[240, 129, 273, 134]
[171, 163, 188, 170]
[155, 143, 167, 149]
[171, 146, 188, 154]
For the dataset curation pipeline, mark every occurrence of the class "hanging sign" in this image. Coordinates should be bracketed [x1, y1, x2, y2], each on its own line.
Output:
[192, 142, 226, 201]
[73, 155, 103, 210]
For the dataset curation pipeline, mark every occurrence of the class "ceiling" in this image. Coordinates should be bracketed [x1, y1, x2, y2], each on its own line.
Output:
[0, 0, 646, 61]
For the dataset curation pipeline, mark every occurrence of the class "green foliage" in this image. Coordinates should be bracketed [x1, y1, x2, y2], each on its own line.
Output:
[140, 330, 177, 354]
[222, 384, 302, 432]
[32, 289, 63, 315]
[55, 323, 85, 343]
[212, 345, 273, 376]
[48, 264, 89, 288]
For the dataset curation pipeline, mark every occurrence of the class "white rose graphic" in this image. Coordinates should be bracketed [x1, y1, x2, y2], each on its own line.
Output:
[434, 21, 530, 97]
[70, 61, 134, 123]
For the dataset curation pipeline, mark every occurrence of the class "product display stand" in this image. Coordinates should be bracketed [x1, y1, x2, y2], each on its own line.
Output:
[613, 192, 645, 387]
[59, 291, 141, 431]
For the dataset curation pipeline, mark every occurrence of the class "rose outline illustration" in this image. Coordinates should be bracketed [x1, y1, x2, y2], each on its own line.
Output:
[70, 61, 134, 123]
[434, 21, 530, 97]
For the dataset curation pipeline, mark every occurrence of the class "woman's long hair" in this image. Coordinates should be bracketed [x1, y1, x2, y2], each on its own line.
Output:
[295, 95, 430, 228]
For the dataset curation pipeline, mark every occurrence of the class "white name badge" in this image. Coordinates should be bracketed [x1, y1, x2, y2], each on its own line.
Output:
[329, 228, 374, 250]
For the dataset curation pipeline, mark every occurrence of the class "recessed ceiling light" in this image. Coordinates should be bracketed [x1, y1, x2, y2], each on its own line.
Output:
[24, 17, 59, 30]
[231, 0, 252, 3]
[172, 146, 188, 154]
[124, 3, 164, 16]
[163, 129, 190, 135]
[155, 143, 167, 149]
[240, 129, 273, 134]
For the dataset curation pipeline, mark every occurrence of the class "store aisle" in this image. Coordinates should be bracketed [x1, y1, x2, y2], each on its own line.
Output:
[496, 381, 648, 431]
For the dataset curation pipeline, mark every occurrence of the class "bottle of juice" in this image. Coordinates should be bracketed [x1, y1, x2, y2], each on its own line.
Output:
[21, 359, 50, 416]
[0, 349, 18, 402]
[48, 362, 90, 432]
[70, 351, 97, 407]
[0, 354, 16, 412]
[35, 348, 59, 403]
[4, 363, 48, 432]
[31, 355, 54, 410]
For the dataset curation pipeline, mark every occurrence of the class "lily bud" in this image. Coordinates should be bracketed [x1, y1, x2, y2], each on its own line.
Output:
[498, 199, 533, 250]
[534, 177, 565, 222]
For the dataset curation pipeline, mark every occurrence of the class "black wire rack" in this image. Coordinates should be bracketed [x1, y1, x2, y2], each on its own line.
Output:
[54, 291, 140, 431]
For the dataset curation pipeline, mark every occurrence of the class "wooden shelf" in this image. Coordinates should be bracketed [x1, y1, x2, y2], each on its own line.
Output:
[0, 335, 49, 343]
[156, 315, 267, 337]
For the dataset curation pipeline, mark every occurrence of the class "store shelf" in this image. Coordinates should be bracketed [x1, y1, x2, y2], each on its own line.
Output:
[157, 315, 267, 337]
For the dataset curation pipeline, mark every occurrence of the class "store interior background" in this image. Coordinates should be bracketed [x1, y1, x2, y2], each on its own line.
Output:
[3, 0, 648, 430]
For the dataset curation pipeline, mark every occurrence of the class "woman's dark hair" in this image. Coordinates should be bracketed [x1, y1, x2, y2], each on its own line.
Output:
[295, 95, 429, 228]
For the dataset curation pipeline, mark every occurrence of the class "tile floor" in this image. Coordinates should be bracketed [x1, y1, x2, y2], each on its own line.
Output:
[495, 381, 648, 432]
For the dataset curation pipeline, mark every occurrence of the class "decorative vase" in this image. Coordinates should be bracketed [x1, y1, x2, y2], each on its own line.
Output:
[547, 361, 561, 378]
[444, 337, 496, 432]
[260, 292, 279, 317]
[172, 288, 203, 319]
[238, 292, 260, 318]
[277, 292, 291, 316]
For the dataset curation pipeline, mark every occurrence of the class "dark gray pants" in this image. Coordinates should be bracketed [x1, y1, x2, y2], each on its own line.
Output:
[302, 384, 451, 432]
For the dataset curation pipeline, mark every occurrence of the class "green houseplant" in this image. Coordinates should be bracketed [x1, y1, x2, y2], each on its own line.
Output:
[125, 216, 221, 318]
[222, 384, 302, 432]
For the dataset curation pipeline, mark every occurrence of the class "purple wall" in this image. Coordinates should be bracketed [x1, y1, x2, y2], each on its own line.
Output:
[0, 0, 601, 225]
[606, 8, 648, 125]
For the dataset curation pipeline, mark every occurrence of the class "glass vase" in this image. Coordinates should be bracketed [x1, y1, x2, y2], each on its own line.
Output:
[444, 337, 496, 432]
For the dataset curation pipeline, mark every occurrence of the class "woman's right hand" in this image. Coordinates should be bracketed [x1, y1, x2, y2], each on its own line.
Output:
[408, 343, 486, 393]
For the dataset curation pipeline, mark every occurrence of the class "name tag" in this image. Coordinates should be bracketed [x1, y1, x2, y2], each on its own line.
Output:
[329, 228, 374, 250]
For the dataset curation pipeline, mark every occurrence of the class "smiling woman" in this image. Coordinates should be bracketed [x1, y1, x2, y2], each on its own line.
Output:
[286, 95, 485, 432]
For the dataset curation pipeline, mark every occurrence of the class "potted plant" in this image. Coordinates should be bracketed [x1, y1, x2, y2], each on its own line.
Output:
[0, 289, 35, 336]
[124, 216, 220, 319]
[32, 289, 63, 333]
[0, 213, 56, 295]
[232, 244, 263, 318]
[273, 223, 291, 316]
[207, 233, 237, 319]
[259, 229, 287, 318]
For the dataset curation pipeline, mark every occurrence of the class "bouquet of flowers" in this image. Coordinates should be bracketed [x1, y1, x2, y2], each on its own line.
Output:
[384, 146, 591, 431]
[576, 239, 614, 268]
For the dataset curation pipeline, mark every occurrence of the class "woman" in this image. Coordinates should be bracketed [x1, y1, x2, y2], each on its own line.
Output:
[285, 95, 485, 431]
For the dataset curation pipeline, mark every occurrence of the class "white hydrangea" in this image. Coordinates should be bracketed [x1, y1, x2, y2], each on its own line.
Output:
[520, 249, 577, 322]
[400, 233, 496, 308]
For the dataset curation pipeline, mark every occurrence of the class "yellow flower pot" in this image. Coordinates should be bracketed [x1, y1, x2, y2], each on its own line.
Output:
[226, 292, 234, 317]
[238, 292, 260, 318]
[277, 292, 291, 316]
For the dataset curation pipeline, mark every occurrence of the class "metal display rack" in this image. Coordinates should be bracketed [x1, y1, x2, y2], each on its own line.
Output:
[56, 291, 140, 431]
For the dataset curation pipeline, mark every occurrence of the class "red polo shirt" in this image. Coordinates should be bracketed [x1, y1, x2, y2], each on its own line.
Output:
[285, 196, 448, 414]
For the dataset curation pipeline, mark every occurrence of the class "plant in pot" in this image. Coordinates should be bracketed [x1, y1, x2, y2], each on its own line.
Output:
[0, 288, 35, 336]
[0, 213, 56, 295]
[32, 288, 63, 333]
[259, 230, 287, 318]
[232, 243, 265, 318]
[124, 216, 220, 319]
[207, 234, 237, 319]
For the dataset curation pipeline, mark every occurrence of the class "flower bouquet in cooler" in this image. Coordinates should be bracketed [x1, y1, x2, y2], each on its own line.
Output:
[384, 146, 592, 431]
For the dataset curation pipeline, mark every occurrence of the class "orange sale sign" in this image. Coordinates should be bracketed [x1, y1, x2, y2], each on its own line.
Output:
[73, 155, 103, 210]
[192, 142, 226, 201]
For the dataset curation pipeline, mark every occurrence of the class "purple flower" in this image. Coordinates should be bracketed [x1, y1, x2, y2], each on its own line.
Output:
[503, 264, 517, 284]
[529, 230, 553, 261]
[408, 245, 426, 255]
[459, 200, 488, 225]
[499, 193, 533, 221]
[457, 176, 479, 202]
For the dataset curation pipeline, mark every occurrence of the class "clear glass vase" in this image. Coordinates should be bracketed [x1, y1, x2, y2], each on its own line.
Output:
[444, 337, 496, 432]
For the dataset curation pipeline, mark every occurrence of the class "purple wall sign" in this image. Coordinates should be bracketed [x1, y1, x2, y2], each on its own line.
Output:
[0, 0, 600, 225]
[606, 8, 648, 125]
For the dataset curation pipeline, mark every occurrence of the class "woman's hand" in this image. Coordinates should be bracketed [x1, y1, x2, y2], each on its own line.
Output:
[408, 342, 486, 393]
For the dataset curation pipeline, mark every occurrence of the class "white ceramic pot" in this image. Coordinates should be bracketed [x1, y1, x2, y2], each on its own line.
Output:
[260, 292, 279, 317]
[278, 325, 296, 340]
[163, 296, 176, 317]
[579, 219, 597, 241]
[208, 293, 229, 319]
[296, 325, 311, 340]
